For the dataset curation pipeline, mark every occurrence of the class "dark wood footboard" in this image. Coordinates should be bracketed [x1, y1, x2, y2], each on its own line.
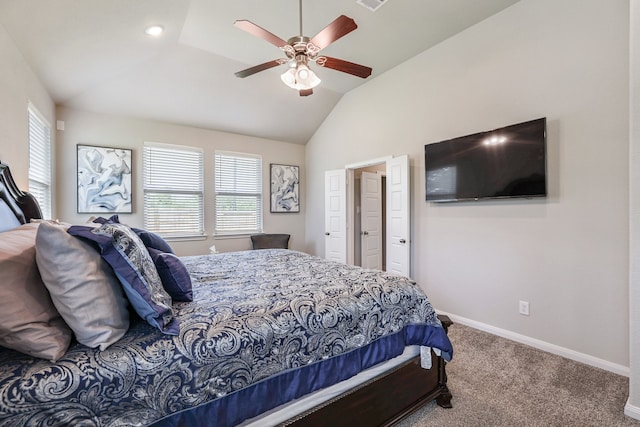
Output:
[283, 315, 453, 427]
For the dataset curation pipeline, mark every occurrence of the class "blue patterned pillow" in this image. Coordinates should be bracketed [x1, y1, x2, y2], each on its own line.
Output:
[68, 223, 179, 335]
[91, 214, 121, 225]
[147, 248, 193, 302]
[91, 216, 175, 254]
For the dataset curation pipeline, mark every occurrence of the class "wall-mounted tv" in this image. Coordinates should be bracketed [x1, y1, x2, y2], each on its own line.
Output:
[424, 117, 547, 202]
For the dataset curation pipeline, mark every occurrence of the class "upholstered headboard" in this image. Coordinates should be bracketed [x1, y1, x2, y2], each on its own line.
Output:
[0, 161, 42, 232]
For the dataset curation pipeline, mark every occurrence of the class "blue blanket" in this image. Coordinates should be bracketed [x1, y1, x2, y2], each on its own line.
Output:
[0, 250, 452, 426]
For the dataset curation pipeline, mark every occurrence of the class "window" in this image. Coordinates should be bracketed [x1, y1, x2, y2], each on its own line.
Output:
[28, 105, 52, 219]
[215, 151, 262, 235]
[143, 142, 204, 238]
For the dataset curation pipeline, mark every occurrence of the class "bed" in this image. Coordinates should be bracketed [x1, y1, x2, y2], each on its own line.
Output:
[0, 160, 453, 426]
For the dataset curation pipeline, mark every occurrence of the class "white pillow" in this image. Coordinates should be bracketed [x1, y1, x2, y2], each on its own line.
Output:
[35, 221, 130, 350]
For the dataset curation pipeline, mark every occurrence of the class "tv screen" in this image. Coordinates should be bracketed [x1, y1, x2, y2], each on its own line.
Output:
[425, 117, 547, 202]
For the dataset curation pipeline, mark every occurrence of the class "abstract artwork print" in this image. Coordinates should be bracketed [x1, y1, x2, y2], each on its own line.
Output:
[270, 164, 299, 213]
[77, 145, 133, 213]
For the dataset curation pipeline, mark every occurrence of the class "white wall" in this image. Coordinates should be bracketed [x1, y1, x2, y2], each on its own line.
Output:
[305, 0, 630, 368]
[55, 106, 306, 256]
[627, 0, 640, 419]
[0, 23, 54, 188]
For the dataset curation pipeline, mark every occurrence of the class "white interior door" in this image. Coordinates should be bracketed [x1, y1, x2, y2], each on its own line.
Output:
[386, 155, 410, 277]
[360, 172, 382, 270]
[325, 169, 347, 263]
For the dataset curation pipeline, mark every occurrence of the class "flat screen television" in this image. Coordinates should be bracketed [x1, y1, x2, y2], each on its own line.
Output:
[424, 117, 547, 202]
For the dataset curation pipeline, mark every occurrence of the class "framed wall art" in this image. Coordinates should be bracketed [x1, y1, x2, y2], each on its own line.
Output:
[270, 163, 299, 213]
[77, 144, 133, 213]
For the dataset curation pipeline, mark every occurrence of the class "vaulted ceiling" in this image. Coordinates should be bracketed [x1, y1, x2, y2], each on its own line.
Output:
[0, 0, 520, 144]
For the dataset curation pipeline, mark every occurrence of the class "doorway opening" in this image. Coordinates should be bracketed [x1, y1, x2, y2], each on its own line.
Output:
[325, 155, 410, 277]
[352, 166, 387, 270]
[345, 157, 391, 271]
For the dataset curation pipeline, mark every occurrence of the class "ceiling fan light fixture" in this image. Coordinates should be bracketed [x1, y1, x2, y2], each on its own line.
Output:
[295, 64, 321, 88]
[280, 68, 298, 88]
[280, 64, 321, 90]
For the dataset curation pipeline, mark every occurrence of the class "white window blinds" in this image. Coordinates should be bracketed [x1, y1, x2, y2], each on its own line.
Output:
[143, 142, 204, 237]
[215, 151, 263, 234]
[28, 105, 51, 219]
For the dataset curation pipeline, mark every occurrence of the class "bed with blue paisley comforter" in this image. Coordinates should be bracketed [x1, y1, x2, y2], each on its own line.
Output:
[0, 247, 452, 427]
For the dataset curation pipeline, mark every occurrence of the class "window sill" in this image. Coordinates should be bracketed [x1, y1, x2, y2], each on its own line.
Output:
[164, 234, 208, 242]
[213, 232, 261, 240]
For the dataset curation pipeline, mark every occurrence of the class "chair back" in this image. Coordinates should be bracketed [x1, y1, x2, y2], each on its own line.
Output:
[250, 233, 290, 250]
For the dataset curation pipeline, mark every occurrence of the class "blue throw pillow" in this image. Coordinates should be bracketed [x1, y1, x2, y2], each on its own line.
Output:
[132, 228, 175, 254]
[147, 248, 193, 302]
[68, 222, 179, 335]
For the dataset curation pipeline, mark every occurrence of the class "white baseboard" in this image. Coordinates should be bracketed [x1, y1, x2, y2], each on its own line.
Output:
[438, 311, 630, 377]
[625, 400, 640, 421]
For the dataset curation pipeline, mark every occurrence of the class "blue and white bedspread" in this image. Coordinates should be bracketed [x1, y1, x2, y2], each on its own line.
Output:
[0, 249, 453, 427]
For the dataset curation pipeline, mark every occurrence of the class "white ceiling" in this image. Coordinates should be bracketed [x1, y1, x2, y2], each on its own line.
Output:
[0, 0, 520, 145]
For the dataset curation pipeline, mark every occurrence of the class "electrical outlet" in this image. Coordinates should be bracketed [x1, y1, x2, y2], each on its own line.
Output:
[519, 301, 530, 316]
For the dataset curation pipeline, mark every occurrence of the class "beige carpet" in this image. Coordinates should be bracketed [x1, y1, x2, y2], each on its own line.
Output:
[395, 323, 640, 427]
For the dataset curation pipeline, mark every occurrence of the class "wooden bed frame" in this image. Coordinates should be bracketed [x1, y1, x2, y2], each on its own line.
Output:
[0, 159, 452, 426]
[0, 161, 42, 225]
[285, 318, 453, 427]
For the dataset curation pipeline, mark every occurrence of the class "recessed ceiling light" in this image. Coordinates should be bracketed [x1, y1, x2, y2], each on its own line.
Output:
[144, 25, 164, 36]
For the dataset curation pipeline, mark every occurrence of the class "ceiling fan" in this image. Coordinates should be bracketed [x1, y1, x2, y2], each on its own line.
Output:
[233, 0, 373, 96]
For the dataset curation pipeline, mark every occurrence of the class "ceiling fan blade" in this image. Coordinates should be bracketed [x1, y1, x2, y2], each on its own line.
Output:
[234, 20, 288, 48]
[317, 56, 372, 78]
[235, 60, 283, 78]
[299, 89, 313, 96]
[309, 15, 357, 50]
